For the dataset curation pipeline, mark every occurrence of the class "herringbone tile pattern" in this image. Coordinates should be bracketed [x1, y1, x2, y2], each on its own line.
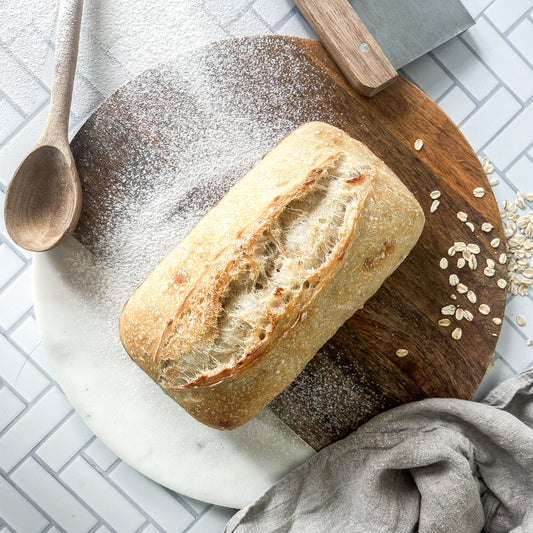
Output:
[1, 0, 532, 531]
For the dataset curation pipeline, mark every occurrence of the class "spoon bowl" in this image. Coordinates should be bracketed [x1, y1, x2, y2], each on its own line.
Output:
[3, 0, 84, 252]
[4, 145, 82, 251]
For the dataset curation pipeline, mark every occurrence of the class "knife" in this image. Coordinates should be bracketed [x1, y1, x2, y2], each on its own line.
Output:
[294, 0, 474, 96]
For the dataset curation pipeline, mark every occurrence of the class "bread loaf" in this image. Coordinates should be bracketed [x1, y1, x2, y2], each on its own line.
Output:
[119, 122, 424, 430]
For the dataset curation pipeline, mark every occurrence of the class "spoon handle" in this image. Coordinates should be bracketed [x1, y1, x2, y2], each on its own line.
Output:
[43, 0, 84, 145]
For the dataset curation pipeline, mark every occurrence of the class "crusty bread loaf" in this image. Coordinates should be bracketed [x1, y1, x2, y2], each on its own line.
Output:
[119, 122, 424, 430]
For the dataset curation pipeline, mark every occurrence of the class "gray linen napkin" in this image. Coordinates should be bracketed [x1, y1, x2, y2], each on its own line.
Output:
[226, 369, 533, 533]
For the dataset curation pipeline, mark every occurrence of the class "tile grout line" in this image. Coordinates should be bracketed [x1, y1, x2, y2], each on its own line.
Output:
[0, 380, 29, 418]
[2, 403, 75, 475]
[492, 12, 533, 64]
[427, 49, 498, 108]
[457, 29, 531, 106]
[272, 5, 300, 33]
[1, 474, 58, 532]
[5, 305, 39, 339]
[454, 83, 505, 130]
[0, 87, 29, 122]
[168, 492, 202, 520]
[82, 455, 197, 532]
[134, 521, 156, 533]
[182, 504, 214, 533]
[0, 261, 32, 299]
[0, 382, 54, 439]
[30, 452, 117, 532]
[0, 97, 49, 151]
[499, 140, 533, 175]
[0, 37, 53, 96]
[0, 236, 32, 264]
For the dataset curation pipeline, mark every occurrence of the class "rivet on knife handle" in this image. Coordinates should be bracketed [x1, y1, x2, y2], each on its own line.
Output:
[295, 0, 398, 97]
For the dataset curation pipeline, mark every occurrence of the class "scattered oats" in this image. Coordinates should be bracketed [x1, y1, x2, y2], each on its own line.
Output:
[455, 308, 464, 320]
[455, 242, 467, 252]
[449, 274, 460, 286]
[473, 187, 485, 198]
[456, 283, 468, 294]
[463, 250, 472, 261]
[441, 304, 456, 316]
[396, 348, 409, 358]
[450, 294, 457, 300]
[481, 222, 493, 232]
[481, 156, 494, 174]
[484, 267, 495, 277]
[457, 211, 468, 222]
[448, 246, 457, 257]
[517, 192, 526, 210]
[527, 192, 533, 202]
[430, 200, 440, 213]
[523, 269, 533, 278]
[463, 310, 474, 322]
[467, 291, 477, 304]
[440, 258, 448, 269]
[487, 258, 495, 269]
[489, 177, 499, 186]
[466, 221, 475, 232]
[467, 243, 480, 254]
[517, 216, 529, 229]
[468, 255, 478, 270]
[457, 257, 466, 269]
[414, 138, 424, 151]
[516, 315, 526, 326]
[499, 253, 507, 264]
[430, 190, 441, 200]
[451, 327, 462, 340]
[492, 317, 502, 325]
[479, 304, 490, 315]
[492, 333, 498, 337]
[438, 318, 451, 327]
[490, 238, 500, 248]
[497, 278, 507, 289]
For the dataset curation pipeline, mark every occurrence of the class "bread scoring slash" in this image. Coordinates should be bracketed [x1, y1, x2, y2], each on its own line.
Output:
[119, 122, 425, 430]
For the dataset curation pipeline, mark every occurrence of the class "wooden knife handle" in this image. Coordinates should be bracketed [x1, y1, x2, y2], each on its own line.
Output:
[294, 0, 398, 96]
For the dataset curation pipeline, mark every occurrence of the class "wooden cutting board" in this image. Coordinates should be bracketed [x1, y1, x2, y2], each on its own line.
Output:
[71, 36, 506, 451]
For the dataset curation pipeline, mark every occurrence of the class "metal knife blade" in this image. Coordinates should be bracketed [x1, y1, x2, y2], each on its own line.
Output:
[348, 0, 475, 69]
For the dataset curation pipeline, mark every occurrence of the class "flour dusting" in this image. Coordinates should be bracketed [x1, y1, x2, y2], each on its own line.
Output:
[65, 37, 338, 336]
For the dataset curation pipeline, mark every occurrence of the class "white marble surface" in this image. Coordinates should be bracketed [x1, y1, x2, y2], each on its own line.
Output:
[1, 0, 533, 531]
[33, 239, 313, 509]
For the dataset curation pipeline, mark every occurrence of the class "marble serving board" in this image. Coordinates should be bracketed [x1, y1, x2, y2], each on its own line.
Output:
[33, 36, 506, 506]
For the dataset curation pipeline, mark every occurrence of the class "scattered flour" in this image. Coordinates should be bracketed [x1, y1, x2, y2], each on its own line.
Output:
[65, 36, 337, 337]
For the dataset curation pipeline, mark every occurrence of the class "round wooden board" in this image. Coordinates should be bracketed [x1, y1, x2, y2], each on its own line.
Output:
[71, 36, 506, 451]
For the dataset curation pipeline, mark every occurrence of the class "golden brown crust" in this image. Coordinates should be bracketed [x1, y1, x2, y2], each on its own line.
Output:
[119, 122, 425, 429]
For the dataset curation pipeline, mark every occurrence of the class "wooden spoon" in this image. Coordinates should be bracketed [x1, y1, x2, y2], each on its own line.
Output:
[4, 0, 84, 252]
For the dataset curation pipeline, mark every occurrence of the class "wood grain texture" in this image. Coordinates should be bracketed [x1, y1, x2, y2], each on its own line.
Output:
[294, 0, 397, 95]
[70, 36, 506, 451]
[3, 0, 83, 252]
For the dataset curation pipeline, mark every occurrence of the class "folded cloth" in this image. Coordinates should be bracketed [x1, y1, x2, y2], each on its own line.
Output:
[226, 369, 533, 533]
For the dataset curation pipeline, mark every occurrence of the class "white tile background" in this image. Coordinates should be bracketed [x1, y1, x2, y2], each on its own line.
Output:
[1, 0, 533, 531]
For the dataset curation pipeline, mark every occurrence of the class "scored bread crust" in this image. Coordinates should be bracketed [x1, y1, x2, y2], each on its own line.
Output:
[119, 122, 425, 430]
